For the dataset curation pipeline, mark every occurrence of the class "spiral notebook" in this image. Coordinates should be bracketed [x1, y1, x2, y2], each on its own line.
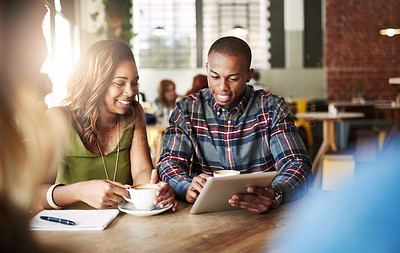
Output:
[30, 209, 119, 231]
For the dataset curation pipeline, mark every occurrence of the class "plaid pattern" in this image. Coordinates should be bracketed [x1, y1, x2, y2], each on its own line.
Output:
[156, 86, 312, 201]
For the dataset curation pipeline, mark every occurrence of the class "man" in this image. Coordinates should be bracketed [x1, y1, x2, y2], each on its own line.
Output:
[157, 36, 312, 213]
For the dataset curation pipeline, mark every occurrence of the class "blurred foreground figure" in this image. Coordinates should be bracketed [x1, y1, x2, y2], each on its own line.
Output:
[0, 0, 65, 252]
[267, 132, 400, 253]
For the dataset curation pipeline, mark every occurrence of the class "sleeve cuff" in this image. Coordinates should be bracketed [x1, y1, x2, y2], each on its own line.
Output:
[272, 181, 291, 202]
[175, 180, 191, 200]
[167, 176, 192, 200]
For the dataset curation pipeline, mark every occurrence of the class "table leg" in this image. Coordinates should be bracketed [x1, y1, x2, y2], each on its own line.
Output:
[312, 119, 339, 189]
[326, 120, 338, 152]
[312, 161, 324, 190]
[312, 142, 328, 189]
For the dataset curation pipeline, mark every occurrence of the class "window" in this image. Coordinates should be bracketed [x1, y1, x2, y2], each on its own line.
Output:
[133, 0, 197, 68]
[304, 0, 323, 67]
[134, 0, 271, 69]
[203, 0, 271, 69]
[42, 1, 79, 107]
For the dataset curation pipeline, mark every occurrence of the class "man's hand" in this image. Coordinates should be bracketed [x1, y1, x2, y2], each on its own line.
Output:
[228, 183, 274, 214]
[185, 173, 211, 203]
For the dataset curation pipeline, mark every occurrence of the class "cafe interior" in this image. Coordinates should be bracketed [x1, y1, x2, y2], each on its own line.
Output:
[12, 0, 400, 252]
[44, 0, 400, 186]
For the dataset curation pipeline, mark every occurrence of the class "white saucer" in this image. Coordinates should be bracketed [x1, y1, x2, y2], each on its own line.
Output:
[118, 202, 173, 216]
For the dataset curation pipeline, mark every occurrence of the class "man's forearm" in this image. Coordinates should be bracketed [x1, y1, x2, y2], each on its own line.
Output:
[157, 161, 192, 199]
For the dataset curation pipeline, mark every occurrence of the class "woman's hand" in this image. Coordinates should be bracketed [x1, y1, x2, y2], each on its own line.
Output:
[150, 169, 178, 211]
[78, 180, 129, 209]
[155, 181, 178, 211]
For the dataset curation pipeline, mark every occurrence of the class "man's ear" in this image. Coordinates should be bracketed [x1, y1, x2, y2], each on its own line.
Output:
[246, 68, 254, 82]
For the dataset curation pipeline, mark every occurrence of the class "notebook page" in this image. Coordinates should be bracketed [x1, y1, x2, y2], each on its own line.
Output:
[30, 209, 119, 231]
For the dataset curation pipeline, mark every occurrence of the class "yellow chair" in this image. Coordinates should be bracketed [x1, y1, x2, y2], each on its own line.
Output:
[293, 98, 315, 148]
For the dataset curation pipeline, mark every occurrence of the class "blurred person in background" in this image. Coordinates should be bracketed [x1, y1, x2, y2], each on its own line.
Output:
[248, 70, 269, 92]
[155, 79, 178, 119]
[185, 74, 208, 96]
[0, 0, 65, 252]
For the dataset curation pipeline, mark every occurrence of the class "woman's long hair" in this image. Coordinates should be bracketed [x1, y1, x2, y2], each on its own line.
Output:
[65, 40, 137, 146]
[157, 79, 176, 108]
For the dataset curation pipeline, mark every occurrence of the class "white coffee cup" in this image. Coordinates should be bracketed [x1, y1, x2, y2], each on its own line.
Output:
[124, 184, 159, 210]
[213, 170, 240, 177]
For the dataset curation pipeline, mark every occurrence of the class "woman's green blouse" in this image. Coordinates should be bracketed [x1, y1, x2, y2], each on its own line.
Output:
[56, 110, 134, 185]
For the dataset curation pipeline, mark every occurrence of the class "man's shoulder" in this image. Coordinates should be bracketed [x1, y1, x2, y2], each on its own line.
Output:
[177, 89, 211, 108]
[253, 90, 284, 106]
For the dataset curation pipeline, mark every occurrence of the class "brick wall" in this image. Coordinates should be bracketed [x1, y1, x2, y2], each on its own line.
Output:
[325, 0, 400, 100]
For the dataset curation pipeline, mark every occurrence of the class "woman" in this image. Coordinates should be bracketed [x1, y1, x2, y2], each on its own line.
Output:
[155, 79, 178, 119]
[185, 74, 208, 96]
[1, 0, 65, 252]
[38, 40, 177, 211]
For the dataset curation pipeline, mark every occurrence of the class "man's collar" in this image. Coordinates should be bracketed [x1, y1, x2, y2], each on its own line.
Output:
[211, 86, 251, 115]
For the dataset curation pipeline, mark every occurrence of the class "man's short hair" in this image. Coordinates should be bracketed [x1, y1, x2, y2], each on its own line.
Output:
[207, 36, 252, 69]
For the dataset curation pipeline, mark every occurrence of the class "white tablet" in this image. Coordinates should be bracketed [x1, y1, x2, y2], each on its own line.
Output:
[190, 171, 277, 214]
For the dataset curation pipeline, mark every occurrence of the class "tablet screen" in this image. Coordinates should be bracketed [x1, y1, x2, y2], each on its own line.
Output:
[190, 171, 277, 214]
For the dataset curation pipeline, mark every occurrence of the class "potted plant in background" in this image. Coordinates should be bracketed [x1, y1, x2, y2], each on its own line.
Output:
[91, 0, 135, 45]
[352, 82, 365, 104]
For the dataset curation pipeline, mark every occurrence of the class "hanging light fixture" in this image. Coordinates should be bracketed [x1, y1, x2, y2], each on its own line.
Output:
[380, 0, 399, 37]
[379, 27, 400, 37]
[232, 25, 248, 37]
[152, 26, 165, 36]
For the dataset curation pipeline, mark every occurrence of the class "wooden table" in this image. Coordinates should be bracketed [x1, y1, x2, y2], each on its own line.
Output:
[328, 100, 391, 119]
[33, 200, 299, 253]
[328, 100, 390, 109]
[374, 104, 400, 142]
[374, 104, 400, 128]
[296, 112, 364, 188]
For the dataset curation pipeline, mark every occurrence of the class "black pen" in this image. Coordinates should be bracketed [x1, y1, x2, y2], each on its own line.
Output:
[40, 216, 76, 226]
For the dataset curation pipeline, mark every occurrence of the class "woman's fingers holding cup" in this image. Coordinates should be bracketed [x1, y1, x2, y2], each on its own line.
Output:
[155, 182, 178, 211]
[106, 182, 129, 205]
[154, 185, 168, 204]
[155, 181, 168, 196]
[106, 180, 126, 188]
[106, 180, 130, 198]
[150, 169, 159, 184]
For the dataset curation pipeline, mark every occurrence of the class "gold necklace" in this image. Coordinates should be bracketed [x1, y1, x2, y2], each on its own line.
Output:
[96, 117, 120, 181]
